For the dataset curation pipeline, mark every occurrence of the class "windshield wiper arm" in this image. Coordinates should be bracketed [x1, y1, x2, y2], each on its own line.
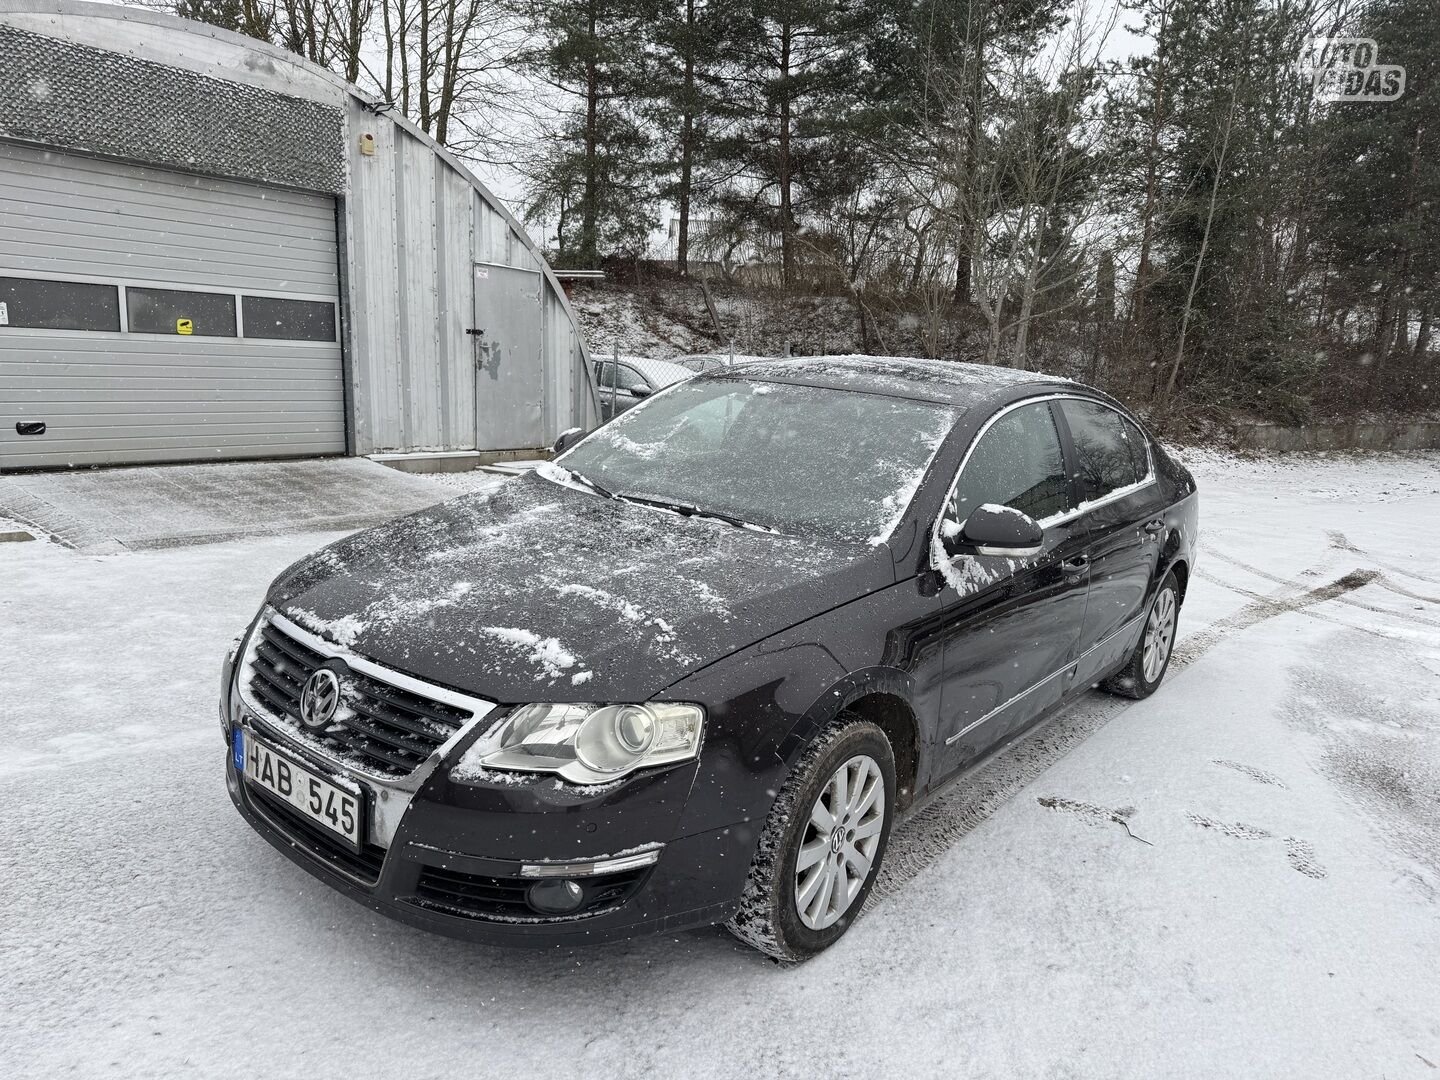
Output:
[565, 468, 618, 500]
[615, 493, 775, 532]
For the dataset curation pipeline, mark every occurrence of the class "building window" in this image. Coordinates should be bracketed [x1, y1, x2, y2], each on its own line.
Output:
[127, 287, 237, 337]
[0, 277, 121, 331]
[242, 295, 337, 341]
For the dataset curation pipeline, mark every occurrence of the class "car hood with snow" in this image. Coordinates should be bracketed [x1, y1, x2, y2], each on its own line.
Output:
[266, 471, 894, 703]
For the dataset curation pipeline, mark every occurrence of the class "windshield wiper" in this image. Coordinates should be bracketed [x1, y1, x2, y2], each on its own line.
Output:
[565, 468, 619, 500]
[615, 493, 776, 533]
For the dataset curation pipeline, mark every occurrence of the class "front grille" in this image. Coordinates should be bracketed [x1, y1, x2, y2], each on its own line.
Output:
[246, 620, 472, 777]
[409, 864, 650, 922]
[248, 784, 386, 884]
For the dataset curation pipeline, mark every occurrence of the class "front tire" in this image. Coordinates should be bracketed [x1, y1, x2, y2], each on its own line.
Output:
[1102, 569, 1181, 700]
[725, 717, 896, 962]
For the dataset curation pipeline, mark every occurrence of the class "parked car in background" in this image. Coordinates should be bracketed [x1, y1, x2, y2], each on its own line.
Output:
[221, 355, 1198, 961]
[593, 356, 696, 419]
[672, 353, 775, 374]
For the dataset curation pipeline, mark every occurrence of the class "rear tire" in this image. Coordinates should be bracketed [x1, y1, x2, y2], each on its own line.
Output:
[1102, 569, 1181, 700]
[725, 716, 895, 962]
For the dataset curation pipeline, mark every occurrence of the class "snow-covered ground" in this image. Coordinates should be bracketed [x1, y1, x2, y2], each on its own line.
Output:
[3, 452, 1439, 1078]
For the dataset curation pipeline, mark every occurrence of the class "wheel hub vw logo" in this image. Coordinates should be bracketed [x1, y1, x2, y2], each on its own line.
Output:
[299, 668, 341, 731]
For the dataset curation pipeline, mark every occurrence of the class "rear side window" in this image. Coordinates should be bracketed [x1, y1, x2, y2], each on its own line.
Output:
[1060, 399, 1150, 503]
[951, 402, 1073, 524]
[242, 296, 337, 341]
[0, 277, 120, 331]
[127, 287, 237, 337]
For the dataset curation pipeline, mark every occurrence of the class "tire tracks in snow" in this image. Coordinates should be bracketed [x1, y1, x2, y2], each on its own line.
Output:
[1202, 542, 1440, 626]
[868, 565, 1375, 907]
[1173, 568, 1386, 665]
[1327, 530, 1440, 600]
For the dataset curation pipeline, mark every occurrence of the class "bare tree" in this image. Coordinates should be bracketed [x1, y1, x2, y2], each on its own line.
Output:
[1165, 78, 1238, 396]
[363, 0, 530, 155]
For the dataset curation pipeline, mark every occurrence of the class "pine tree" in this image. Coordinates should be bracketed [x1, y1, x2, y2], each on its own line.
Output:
[712, 0, 869, 289]
[518, 0, 656, 267]
[1315, 0, 1440, 376]
[646, 0, 745, 276]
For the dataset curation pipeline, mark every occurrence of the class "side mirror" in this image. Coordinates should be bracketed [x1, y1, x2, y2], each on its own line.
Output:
[630, 385, 653, 399]
[552, 427, 585, 456]
[943, 503, 1044, 558]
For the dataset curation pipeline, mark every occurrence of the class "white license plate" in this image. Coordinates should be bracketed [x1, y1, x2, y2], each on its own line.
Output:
[240, 730, 364, 851]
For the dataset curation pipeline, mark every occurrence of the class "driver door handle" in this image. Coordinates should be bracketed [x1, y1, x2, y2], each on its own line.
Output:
[1060, 555, 1089, 572]
[1143, 520, 1165, 534]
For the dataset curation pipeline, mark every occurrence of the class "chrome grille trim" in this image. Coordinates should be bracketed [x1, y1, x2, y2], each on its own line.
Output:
[235, 606, 497, 848]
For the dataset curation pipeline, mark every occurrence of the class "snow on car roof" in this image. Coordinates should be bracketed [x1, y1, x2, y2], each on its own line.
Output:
[679, 353, 777, 365]
[728, 354, 1072, 405]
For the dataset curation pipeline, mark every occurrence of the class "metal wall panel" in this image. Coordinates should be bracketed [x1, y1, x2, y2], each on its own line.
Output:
[397, 134, 442, 449]
[435, 164, 476, 450]
[344, 110, 595, 456]
[0, 141, 344, 468]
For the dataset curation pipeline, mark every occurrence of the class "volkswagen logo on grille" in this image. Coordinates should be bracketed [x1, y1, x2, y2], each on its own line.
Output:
[299, 668, 342, 731]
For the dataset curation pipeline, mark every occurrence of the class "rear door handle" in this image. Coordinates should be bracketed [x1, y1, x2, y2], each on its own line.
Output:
[1143, 520, 1165, 534]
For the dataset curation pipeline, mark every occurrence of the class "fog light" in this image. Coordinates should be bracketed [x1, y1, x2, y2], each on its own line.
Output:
[527, 878, 585, 915]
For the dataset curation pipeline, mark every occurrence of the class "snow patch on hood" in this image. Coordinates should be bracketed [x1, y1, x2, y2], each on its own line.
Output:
[479, 627, 578, 682]
[289, 607, 366, 647]
[555, 582, 699, 665]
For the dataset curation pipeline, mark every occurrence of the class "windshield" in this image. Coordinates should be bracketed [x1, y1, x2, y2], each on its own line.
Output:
[558, 378, 959, 544]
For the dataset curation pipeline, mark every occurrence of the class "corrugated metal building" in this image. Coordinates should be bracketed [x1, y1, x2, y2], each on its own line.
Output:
[0, 0, 599, 471]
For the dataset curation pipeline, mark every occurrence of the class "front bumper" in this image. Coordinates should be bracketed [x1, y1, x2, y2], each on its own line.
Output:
[223, 715, 754, 947]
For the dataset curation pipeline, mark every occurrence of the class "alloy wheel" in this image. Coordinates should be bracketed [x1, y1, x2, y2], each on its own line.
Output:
[794, 754, 885, 930]
[1142, 586, 1177, 682]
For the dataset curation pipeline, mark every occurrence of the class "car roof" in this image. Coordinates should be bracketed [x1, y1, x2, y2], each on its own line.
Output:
[609, 356, 697, 385]
[712, 354, 1074, 407]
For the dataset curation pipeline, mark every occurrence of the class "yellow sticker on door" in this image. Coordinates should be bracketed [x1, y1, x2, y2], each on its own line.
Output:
[177, 318, 193, 335]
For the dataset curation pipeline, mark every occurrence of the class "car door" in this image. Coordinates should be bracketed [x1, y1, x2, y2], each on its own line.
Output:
[930, 399, 1092, 777]
[1055, 398, 1169, 686]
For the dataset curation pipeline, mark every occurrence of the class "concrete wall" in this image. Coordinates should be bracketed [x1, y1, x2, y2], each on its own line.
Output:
[1232, 420, 1440, 452]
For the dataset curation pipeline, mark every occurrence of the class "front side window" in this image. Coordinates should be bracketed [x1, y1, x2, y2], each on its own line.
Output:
[559, 378, 959, 544]
[595, 362, 650, 393]
[950, 402, 1073, 524]
[127, 287, 236, 337]
[0, 277, 120, 331]
[1060, 399, 1149, 504]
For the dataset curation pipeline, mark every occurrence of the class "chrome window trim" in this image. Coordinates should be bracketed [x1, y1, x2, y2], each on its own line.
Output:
[934, 392, 1157, 542]
[944, 608, 1147, 745]
[235, 606, 498, 848]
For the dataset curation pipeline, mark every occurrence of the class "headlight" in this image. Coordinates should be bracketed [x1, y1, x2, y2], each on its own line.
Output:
[457, 702, 704, 784]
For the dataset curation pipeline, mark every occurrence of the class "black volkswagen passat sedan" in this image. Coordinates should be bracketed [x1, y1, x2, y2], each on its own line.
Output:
[222, 356, 1197, 960]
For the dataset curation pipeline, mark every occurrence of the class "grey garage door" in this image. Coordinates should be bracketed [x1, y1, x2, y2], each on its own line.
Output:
[0, 142, 345, 469]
